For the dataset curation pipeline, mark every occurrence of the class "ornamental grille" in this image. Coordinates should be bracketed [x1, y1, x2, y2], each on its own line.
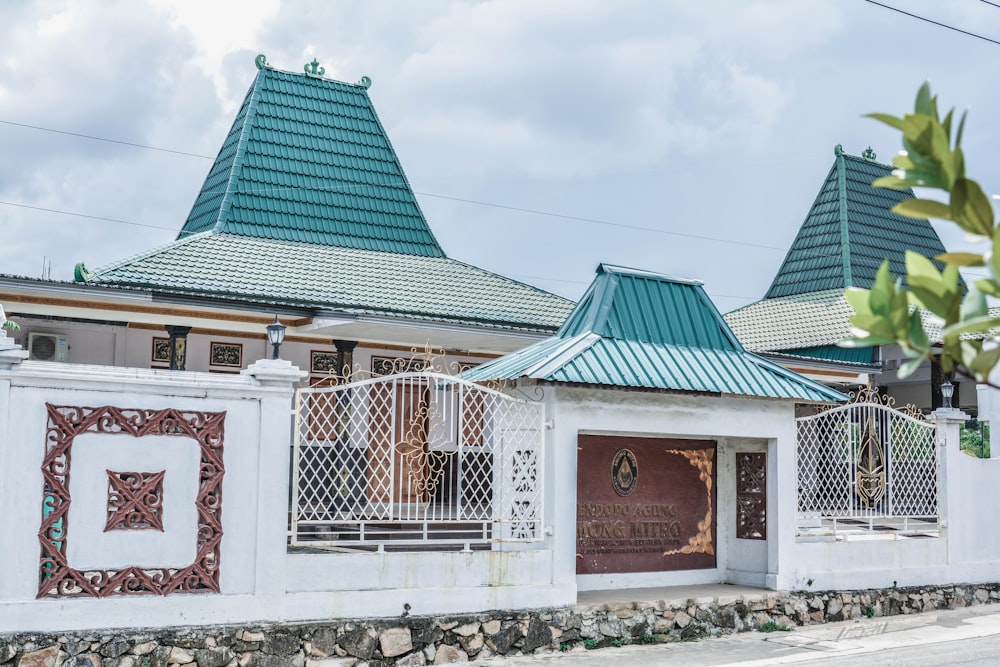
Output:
[796, 386, 938, 536]
[290, 371, 545, 550]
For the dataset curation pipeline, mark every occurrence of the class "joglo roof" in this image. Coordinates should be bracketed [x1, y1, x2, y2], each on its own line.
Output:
[464, 264, 847, 403]
[177, 56, 444, 257]
[78, 57, 574, 335]
[726, 147, 952, 364]
[765, 147, 947, 299]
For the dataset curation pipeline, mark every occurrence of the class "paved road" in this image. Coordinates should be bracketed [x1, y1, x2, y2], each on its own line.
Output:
[478, 604, 1000, 666]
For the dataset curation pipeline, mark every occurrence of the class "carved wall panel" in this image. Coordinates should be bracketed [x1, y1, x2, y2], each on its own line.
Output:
[38, 405, 226, 598]
[105, 470, 165, 532]
[736, 452, 766, 540]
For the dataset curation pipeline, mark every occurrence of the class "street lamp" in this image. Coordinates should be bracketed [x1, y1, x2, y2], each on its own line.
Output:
[266, 315, 286, 360]
[941, 374, 955, 410]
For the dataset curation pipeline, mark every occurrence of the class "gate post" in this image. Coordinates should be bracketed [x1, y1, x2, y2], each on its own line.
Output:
[930, 406, 968, 563]
[245, 358, 307, 612]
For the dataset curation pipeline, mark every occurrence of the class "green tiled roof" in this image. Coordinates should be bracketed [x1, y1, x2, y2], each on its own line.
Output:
[725, 289, 854, 353]
[765, 148, 947, 299]
[464, 265, 846, 402]
[91, 233, 574, 331]
[177, 61, 444, 257]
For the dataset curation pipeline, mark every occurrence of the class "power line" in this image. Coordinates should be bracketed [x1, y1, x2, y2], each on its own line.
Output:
[0, 120, 215, 159]
[981, 0, 1000, 10]
[0, 201, 179, 232]
[863, 0, 1000, 46]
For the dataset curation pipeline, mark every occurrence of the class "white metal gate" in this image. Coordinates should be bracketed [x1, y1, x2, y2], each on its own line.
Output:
[796, 387, 938, 536]
[290, 371, 545, 550]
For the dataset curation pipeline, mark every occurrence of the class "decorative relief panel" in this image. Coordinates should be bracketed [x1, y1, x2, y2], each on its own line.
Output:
[209, 342, 242, 368]
[310, 350, 338, 374]
[151, 337, 171, 365]
[105, 470, 165, 532]
[38, 405, 226, 598]
[736, 452, 766, 540]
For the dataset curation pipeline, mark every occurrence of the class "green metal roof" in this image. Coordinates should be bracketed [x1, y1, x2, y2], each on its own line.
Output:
[464, 264, 847, 402]
[765, 147, 947, 299]
[177, 58, 444, 257]
[90, 233, 574, 331]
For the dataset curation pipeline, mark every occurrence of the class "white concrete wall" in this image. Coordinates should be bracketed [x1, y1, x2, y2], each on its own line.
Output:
[0, 339, 567, 633]
[546, 385, 797, 593]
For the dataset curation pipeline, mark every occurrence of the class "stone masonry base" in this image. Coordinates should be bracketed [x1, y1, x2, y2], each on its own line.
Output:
[4, 583, 999, 667]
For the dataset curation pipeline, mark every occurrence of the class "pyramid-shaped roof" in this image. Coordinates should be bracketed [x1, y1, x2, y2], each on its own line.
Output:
[177, 57, 443, 257]
[765, 146, 946, 299]
[464, 265, 846, 402]
[726, 147, 951, 363]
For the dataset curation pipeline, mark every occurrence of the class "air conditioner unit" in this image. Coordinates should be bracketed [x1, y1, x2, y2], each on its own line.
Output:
[28, 333, 70, 362]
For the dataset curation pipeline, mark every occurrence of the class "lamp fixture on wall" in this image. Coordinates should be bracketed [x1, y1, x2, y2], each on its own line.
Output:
[941, 374, 954, 410]
[266, 315, 286, 360]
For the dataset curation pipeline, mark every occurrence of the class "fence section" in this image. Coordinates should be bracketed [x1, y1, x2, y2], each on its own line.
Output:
[290, 372, 545, 550]
[796, 388, 938, 536]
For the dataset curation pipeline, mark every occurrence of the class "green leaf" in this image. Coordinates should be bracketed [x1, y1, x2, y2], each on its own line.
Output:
[936, 252, 984, 267]
[956, 109, 967, 146]
[872, 175, 910, 190]
[866, 112, 907, 131]
[942, 315, 1000, 339]
[960, 287, 988, 321]
[898, 356, 925, 379]
[892, 198, 951, 221]
[974, 278, 1000, 297]
[915, 82, 934, 117]
[970, 347, 1000, 381]
[950, 178, 995, 237]
[844, 287, 873, 314]
[907, 310, 930, 353]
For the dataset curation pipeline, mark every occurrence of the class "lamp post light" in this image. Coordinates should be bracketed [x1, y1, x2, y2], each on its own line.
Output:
[266, 315, 286, 360]
[941, 374, 955, 410]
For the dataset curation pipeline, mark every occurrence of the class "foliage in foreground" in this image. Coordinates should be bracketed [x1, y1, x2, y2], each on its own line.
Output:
[843, 83, 1000, 385]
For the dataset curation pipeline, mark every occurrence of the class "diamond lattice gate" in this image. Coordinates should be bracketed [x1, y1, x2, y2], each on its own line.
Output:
[796, 387, 938, 537]
[290, 372, 545, 550]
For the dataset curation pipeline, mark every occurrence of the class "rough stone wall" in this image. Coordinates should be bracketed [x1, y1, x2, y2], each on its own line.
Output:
[4, 583, 999, 666]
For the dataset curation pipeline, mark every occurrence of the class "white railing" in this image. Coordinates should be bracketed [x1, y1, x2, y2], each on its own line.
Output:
[796, 391, 938, 537]
[290, 372, 544, 550]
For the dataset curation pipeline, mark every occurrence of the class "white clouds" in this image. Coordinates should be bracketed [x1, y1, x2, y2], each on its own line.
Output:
[2, 0, 1000, 310]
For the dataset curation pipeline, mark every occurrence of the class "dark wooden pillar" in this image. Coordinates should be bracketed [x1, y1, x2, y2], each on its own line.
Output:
[333, 340, 358, 382]
[165, 325, 192, 371]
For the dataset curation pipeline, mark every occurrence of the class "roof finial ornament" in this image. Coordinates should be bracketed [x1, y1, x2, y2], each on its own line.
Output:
[862, 146, 877, 161]
[304, 58, 326, 78]
[834, 144, 844, 156]
[255, 54, 270, 70]
[357, 75, 372, 89]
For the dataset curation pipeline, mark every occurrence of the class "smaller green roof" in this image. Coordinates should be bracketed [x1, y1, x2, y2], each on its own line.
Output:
[464, 265, 847, 402]
[765, 147, 948, 299]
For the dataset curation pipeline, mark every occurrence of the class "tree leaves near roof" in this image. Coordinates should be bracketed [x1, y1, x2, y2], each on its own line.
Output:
[843, 83, 1000, 384]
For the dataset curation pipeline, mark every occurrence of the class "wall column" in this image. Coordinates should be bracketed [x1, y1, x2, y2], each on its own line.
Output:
[333, 339, 357, 381]
[165, 325, 192, 371]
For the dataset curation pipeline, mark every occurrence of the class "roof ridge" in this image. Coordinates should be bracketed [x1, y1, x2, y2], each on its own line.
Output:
[214, 68, 266, 235]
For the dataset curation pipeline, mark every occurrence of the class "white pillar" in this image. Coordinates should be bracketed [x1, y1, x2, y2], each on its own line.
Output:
[930, 406, 970, 564]
[244, 358, 306, 616]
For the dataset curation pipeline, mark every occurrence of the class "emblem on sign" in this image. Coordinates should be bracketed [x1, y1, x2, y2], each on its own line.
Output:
[611, 448, 638, 496]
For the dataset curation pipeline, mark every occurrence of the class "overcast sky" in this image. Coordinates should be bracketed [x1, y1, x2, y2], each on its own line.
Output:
[2, 0, 1000, 311]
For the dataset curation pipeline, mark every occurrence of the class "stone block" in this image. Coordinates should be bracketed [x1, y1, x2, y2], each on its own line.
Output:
[432, 645, 468, 664]
[457, 634, 482, 655]
[338, 629, 376, 661]
[485, 624, 522, 655]
[305, 659, 357, 667]
[309, 628, 339, 655]
[521, 617, 552, 654]
[451, 622, 479, 638]
[673, 611, 691, 629]
[18, 645, 61, 667]
[64, 655, 102, 667]
[194, 648, 235, 667]
[262, 632, 300, 656]
[378, 628, 413, 658]
[395, 652, 426, 667]
[481, 620, 501, 636]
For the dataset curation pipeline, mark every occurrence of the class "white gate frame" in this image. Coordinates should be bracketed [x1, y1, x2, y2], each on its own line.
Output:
[289, 371, 545, 551]
[796, 388, 939, 537]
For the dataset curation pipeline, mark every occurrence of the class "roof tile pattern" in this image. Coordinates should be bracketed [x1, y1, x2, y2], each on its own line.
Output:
[465, 265, 846, 402]
[93, 233, 574, 330]
[725, 289, 853, 352]
[765, 153, 946, 298]
[177, 66, 444, 257]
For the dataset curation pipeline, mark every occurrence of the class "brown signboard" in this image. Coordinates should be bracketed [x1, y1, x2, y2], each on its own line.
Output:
[576, 435, 716, 575]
